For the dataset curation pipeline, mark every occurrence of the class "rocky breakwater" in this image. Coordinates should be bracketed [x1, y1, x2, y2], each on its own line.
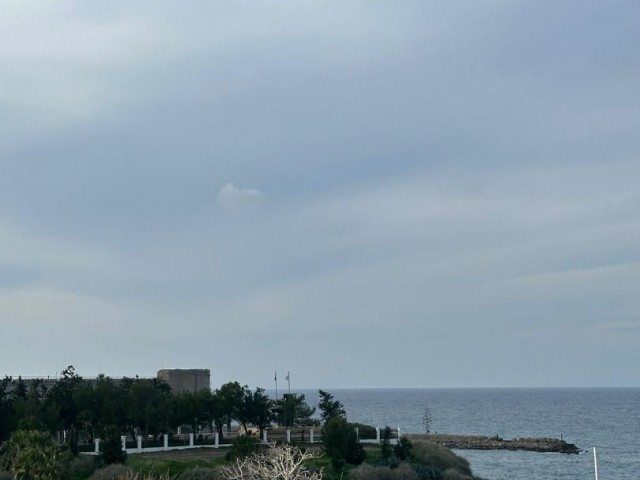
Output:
[407, 434, 581, 454]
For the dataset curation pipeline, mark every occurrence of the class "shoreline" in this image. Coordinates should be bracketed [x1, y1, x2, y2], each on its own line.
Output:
[406, 434, 581, 454]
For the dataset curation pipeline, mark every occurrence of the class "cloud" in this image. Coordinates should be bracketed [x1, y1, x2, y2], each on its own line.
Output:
[217, 183, 264, 210]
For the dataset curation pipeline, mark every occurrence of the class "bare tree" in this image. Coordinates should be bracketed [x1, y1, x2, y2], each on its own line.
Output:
[422, 406, 433, 434]
[221, 443, 323, 480]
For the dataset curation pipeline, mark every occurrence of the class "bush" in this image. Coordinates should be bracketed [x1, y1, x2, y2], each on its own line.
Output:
[176, 467, 222, 480]
[410, 464, 442, 480]
[410, 441, 472, 478]
[321, 416, 366, 472]
[0, 429, 71, 480]
[441, 469, 473, 480]
[69, 455, 97, 478]
[97, 426, 127, 467]
[225, 435, 260, 461]
[89, 463, 134, 480]
[350, 463, 420, 480]
[0, 469, 13, 480]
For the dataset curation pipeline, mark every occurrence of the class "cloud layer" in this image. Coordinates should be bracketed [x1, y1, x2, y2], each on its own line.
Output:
[1, 1, 639, 388]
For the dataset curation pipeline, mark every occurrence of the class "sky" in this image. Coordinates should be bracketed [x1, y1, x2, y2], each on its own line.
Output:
[1, 0, 639, 389]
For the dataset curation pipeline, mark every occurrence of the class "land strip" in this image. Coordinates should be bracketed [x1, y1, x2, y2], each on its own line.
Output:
[407, 434, 581, 454]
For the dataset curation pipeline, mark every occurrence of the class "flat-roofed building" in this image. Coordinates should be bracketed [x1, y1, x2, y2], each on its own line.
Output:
[156, 369, 210, 394]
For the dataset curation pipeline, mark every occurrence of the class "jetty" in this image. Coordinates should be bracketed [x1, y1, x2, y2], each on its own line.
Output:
[407, 434, 581, 454]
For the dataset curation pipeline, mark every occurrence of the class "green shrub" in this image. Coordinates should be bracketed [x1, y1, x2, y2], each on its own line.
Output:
[225, 435, 260, 461]
[97, 426, 127, 467]
[322, 416, 366, 472]
[176, 467, 221, 480]
[0, 429, 71, 480]
[441, 469, 473, 480]
[89, 463, 134, 480]
[0, 469, 13, 480]
[69, 455, 97, 478]
[410, 463, 442, 480]
[410, 441, 472, 478]
[350, 463, 420, 480]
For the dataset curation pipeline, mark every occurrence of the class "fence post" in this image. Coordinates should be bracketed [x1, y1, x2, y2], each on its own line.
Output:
[94, 438, 101, 454]
[137, 435, 142, 453]
[263, 430, 268, 443]
[214, 432, 219, 448]
[376, 427, 381, 443]
[189, 433, 194, 448]
[121, 436, 127, 452]
[310, 428, 314, 444]
[286, 430, 291, 443]
[163, 434, 169, 451]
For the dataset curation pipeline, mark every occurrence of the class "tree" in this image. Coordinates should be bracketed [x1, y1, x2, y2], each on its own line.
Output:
[97, 425, 127, 467]
[221, 443, 322, 480]
[124, 378, 173, 440]
[174, 389, 212, 436]
[0, 376, 16, 442]
[46, 366, 82, 438]
[422, 406, 433, 434]
[276, 394, 315, 428]
[317, 390, 345, 424]
[218, 382, 247, 432]
[239, 387, 273, 436]
[0, 429, 71, 480]
[321, 415, 366, 472]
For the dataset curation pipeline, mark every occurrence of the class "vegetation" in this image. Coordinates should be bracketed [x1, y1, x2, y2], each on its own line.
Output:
[0, 369, 483, 480]
[221, 443, 321, 480]
[321, 416, 366, 472]
[0, 429, 71, 480]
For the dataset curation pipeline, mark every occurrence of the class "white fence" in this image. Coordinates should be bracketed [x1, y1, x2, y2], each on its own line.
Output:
[88, 427, 401, 456]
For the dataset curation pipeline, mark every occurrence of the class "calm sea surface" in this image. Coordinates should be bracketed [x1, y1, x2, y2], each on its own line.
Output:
[290, 388, 640, 480]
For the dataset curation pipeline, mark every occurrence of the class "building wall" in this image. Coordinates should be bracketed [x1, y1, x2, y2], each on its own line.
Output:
[156, 369, 211, 394]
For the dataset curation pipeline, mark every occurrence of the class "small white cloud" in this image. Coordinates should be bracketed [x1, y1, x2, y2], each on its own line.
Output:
[217, 182, 264, 209]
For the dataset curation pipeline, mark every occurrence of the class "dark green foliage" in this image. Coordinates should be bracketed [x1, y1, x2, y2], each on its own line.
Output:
[317, 390, 345, 424]
[350, 463, 420, 480]
[97, 425, 126, 467]
[66, 424, 79, 456]
[395, 437, 413, 461]
[0, 429, 71, 480]
[275, 393, 316, 428]
[380, 426, 393, 460]
[88, 463, 134, 480]
[176, 467, 222, 480]
[225, 434, 260, 461]
[410, 440, 472, 478]
[321, 415, 366, 472]
[411, 463, 442, 480]
[0, 377, 16, 443]
[217, 382, 246, 432]
[239, 387, 273, 435]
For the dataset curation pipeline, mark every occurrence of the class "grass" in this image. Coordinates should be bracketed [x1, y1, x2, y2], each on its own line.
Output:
[126, 450, 229, 477]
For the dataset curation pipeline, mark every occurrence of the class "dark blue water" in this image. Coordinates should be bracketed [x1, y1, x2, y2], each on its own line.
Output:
[293, 388, 640, 480]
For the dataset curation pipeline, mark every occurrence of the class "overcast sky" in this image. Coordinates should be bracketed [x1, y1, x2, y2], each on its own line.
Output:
[1, 1, 639, 389]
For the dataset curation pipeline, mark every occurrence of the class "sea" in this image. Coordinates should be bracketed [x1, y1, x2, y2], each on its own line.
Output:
[288, 388, 640, 480]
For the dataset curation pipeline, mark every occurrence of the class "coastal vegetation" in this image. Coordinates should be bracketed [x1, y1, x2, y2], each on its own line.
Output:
[0, 367, 488, 480]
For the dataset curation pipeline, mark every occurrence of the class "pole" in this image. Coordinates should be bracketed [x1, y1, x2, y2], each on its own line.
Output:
[274, 372, 278, 401]
[287, 371, 291, 394]
[593, 447, 598, 480]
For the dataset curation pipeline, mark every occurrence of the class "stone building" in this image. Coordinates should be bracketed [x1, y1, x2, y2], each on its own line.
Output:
[156, 369, 211, 394]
